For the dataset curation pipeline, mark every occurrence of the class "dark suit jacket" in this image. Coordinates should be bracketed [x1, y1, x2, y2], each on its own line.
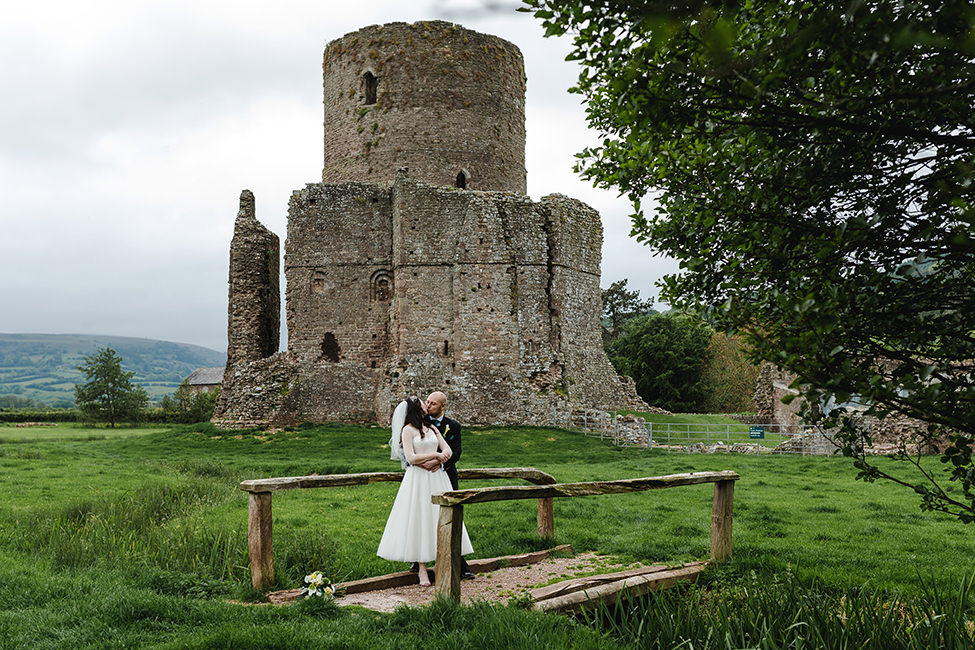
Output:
[431, 415, 462, 490]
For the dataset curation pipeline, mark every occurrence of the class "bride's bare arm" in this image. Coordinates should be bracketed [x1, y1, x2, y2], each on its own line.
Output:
[414, 457, 441, 471]
[402, 425, 446, 466]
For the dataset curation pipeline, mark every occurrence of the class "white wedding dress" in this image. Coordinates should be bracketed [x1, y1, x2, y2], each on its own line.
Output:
[377, 428, 473, 563]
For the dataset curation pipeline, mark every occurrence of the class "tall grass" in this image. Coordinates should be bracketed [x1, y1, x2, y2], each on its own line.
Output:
[6, 475, 249, 589]
[587, 569, 975, 649]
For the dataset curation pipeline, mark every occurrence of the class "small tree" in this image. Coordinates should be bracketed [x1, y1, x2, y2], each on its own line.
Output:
[601, 279, 655, 345]
[74, 347, 148, 427]
[608, 312, 712, 412]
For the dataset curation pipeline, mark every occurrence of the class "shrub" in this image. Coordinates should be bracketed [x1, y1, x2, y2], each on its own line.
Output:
[0, 409, 79, 423]
[156, 381, 218, 424]
[698, 333, 760, 413]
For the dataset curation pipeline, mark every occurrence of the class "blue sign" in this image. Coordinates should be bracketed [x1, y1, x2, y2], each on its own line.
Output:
[749, 426, 765, 439]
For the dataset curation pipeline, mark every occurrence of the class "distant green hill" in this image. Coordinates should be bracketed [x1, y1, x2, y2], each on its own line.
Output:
[0, 334, 226, 407]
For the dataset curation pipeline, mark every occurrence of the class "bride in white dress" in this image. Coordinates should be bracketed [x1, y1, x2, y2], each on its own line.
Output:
[377, 396, 473, 586]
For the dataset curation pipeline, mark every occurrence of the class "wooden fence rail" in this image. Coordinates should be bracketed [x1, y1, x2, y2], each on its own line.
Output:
[239, 467, 557, 590]
[431, 470, 740, 603]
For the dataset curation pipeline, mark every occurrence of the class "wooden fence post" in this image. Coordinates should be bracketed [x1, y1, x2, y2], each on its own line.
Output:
[710, 479, 735, 563]
[435, 504, 463, 602]
[248, 491, 274, 590]
[537, 498, 554, 538]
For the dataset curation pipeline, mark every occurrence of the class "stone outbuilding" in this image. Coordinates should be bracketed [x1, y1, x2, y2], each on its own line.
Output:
[214, 21, 647, 427]
[184, 367, 224, 394]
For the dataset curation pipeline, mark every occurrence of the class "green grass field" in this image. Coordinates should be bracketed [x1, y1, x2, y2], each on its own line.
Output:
[0, 422, 166, 443]
[0, 422, 971, 649]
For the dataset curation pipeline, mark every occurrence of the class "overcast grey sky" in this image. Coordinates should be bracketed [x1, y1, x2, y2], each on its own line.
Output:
[0, 0, 678, 353]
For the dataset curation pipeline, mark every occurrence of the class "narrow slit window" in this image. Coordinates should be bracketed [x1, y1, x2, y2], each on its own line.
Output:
[364, 72, 378, 105]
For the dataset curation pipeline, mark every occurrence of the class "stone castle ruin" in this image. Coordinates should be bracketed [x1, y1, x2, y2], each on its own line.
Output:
[214, 21, 647, 427]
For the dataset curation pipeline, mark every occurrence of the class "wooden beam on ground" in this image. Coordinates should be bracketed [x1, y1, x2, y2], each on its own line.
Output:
[338, 571, 423, 595]
[532, 563, 705, 613]
[466, 544, 573, 573]
[264, 544, 577, 604]
[248, 492, 274, 590]
[530, 561, 708, 602]
[432, 471, 741, 506]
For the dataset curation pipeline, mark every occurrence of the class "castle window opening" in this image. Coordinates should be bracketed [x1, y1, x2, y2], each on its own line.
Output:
[443, 340, 449, 355]
[370, 270, 393, 302]
[320, 332, 341, 363]
[363, 72, 378, 105]
[456, 171, 468, 189]
[311, 271, 327, 294]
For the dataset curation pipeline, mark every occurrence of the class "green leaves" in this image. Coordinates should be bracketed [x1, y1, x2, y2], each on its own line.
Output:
[607, 312, 713, 412]
[525, 0, 975, 522]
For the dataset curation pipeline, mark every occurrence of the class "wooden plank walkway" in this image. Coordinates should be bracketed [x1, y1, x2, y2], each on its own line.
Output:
[265, 545, 707, 613]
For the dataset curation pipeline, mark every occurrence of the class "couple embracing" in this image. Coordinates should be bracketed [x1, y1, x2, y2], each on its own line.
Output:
[377, 391, 475, 586]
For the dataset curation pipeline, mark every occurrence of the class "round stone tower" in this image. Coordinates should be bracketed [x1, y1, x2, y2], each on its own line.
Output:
[321, 21, 527, 193]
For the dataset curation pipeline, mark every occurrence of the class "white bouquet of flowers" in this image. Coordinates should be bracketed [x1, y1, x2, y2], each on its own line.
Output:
[300, 571, 337, 600]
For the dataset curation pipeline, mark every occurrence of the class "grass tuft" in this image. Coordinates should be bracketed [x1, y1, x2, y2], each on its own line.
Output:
[585, 569, 975, 650]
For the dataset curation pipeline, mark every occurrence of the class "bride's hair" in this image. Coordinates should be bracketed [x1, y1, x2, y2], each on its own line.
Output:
[404, 396, 426, 437]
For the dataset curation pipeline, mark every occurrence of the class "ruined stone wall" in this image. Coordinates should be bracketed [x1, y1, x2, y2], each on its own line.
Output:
[378, 176, 646, 424]
[753, 362, 934, 451]
[214, 191, 281, 424]
[321, 21, 526, 192]
[753, 363, 804, 427]
[225, 190, 279, 367]
[218, 176, 647, 427]
[285, 182, 393, 368]
[386, 178, 536, 420]
[540, 195, 642, 410]
[214, 352, 297, 427]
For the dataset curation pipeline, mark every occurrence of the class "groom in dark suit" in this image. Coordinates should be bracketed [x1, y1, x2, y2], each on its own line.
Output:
[411, 390, 475, 579]
[425, 391, 462, 491]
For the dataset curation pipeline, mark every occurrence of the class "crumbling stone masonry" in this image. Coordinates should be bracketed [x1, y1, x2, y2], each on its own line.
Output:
[225, 190, 279, 367]
[214, 21, 647, 427]
[753, 362, 936, 453]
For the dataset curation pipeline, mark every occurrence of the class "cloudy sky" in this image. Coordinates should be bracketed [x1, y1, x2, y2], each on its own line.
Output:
[0, 0, 678, 353]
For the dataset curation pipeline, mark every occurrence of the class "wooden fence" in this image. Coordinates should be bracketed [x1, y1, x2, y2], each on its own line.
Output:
[431, 470, 740, 602]
[238, 467, 557, 590]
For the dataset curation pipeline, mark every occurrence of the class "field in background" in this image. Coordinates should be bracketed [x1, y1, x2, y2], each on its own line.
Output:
[0, 333, 225, 405]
